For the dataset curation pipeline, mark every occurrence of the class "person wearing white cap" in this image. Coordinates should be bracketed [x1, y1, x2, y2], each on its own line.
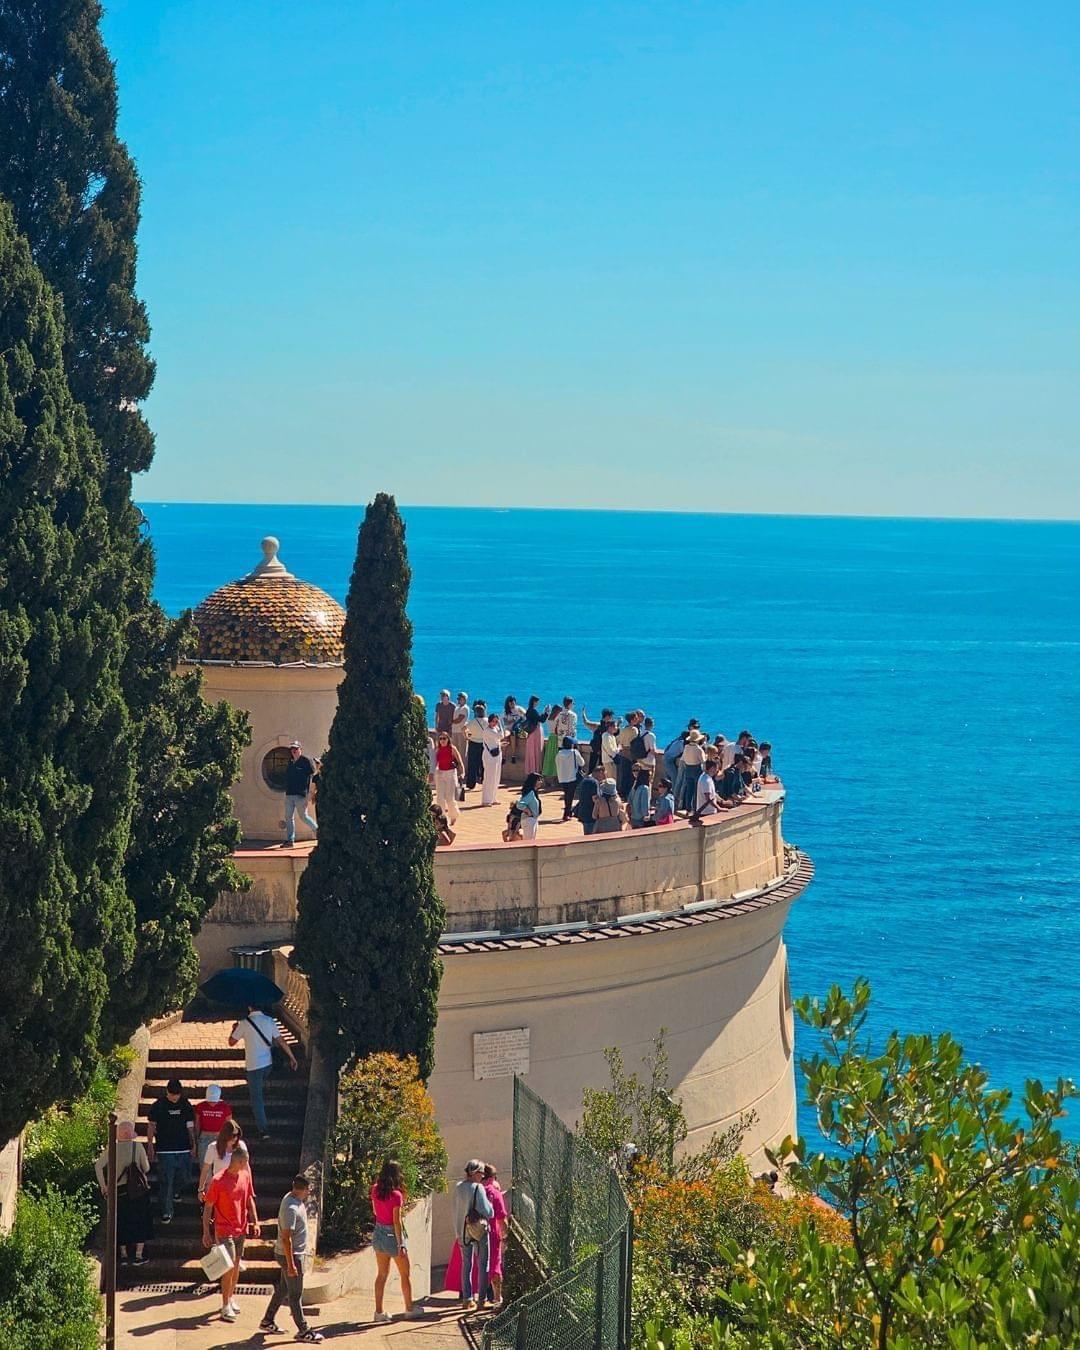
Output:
[283, 741, 318, 845]
[193, 1083, 233, 1185]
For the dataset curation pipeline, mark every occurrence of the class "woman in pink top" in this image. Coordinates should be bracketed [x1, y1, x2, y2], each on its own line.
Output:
[483, 1163, 509, 1306]
[370, 1159, 414, 1323]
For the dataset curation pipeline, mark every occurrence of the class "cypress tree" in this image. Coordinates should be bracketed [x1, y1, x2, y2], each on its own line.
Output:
[0, 0, 248, 1041]
[295, 495, 445, 1078]
[0, 200, 135, 1138]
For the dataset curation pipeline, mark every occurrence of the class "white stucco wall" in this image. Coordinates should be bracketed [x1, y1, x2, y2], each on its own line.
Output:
[426, 899, 798, 1261]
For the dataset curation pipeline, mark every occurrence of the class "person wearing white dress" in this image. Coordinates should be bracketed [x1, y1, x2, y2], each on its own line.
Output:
[480, 714, 504, 806]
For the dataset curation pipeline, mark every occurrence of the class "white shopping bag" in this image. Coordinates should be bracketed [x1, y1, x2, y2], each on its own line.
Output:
[200, 1242, 235, 1282]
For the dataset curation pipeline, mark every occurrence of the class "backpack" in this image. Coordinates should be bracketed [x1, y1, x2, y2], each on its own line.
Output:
[628, 729, 651, 762]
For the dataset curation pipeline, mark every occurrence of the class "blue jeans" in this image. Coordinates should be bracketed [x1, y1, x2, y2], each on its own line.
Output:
[462, 1232, 490, 1304]
[247, 1065, 271, 1134]
[284, 795, 317, 843]
[156, 1150, 190, 1219]
[680, 764, 702, 813]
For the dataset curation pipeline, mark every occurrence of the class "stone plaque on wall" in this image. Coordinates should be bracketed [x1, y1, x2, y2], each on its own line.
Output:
[473, 1027, 530, 1081]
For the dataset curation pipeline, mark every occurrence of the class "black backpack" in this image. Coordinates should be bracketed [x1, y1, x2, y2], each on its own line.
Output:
[628, 729, 650, 762]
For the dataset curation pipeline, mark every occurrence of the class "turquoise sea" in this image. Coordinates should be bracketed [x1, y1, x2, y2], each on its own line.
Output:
[143, 504, 1080, 1149]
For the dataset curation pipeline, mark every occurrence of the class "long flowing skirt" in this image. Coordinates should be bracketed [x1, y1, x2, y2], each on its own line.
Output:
[541, 733, 558, 779]
[525, 726, 543, 775]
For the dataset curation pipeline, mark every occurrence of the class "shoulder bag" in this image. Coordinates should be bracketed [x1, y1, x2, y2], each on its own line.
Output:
[464, 1183, 489, 1243]
[245, 1014, 287, 1073]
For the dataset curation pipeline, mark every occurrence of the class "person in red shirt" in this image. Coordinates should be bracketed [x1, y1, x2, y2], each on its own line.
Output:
[193, 1084, 232, 1184]
[202, 1142, 259, 1323]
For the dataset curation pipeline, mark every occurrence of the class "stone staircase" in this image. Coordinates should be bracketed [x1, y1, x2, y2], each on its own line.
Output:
[133, 1015, 306, 1286]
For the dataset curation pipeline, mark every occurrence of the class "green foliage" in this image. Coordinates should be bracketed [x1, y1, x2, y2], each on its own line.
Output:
[0, 0, 249, 1046]
[295, 494, 445, 1076]
[322, 1052, 447, 1251]
[579, 1031, 750, 1175]
[0, 200, 135, 1139]
[0, 1188, 102, 1349]
[23, 1046, 134, 1198]
[712, 981, 1080, 1347]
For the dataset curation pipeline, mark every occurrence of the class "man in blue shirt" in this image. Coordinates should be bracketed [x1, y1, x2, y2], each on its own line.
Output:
[572, 767, 604, 835]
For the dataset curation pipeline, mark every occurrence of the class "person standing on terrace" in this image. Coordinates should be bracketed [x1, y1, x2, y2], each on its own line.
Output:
[480, 712, 504, 806]
[522, 696, 549, 776]
[555, 736, 585, 821]
[553, 696, 578, 746]
[283, 741, 318, 845]
[503, 695, 525, 761]
[464, 700, 488, 791]
[433, 731, 465, 824]
[451, 692, 470, 761]
[434, 690, 455, 737]
[581, 706, 614, 772]
[515, 774, 543, 840]
[678, 729, 707, 814]
[629, 768, 654, 828]
[694, 758, 720, 818]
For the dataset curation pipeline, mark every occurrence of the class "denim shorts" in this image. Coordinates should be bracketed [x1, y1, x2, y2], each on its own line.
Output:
[372, 1222, 399, 1256]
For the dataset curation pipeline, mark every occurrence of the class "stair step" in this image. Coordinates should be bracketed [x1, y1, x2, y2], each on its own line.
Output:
[130, 1258, 281, 1285]
[148, 1046, 247, 1062]
[142, 1067, 305, 1085]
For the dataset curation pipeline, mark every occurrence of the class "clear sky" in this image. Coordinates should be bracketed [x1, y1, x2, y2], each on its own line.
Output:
[104, 1, 1080, 517]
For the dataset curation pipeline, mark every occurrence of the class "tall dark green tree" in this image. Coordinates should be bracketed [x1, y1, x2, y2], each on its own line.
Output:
[0, 200, 135, 1138]
[0, 0, 248, 1041]
[295, 494, 445, 1078]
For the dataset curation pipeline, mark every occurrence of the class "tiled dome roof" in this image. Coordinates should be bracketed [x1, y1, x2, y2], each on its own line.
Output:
[193, 537, 345, 665]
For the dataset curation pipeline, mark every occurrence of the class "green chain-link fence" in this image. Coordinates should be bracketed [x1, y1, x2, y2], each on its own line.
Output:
[483, 1077, 633, 1350]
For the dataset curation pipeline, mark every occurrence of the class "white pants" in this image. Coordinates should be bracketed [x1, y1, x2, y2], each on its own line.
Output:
[434, 772, 459, 820]
[435, 769, 460, 822]
[522, 813, 538, 840]
[481, 752, 502, 805]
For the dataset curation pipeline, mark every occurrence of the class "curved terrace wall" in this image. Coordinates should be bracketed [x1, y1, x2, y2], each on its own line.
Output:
[437, 792, 786, 933]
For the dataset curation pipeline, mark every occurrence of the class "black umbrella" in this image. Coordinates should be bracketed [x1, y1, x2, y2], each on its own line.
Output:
[200, 967, 284, 1008]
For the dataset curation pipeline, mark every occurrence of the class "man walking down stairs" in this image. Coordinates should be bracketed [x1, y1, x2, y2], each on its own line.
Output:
[133, 1014, 307, 1287]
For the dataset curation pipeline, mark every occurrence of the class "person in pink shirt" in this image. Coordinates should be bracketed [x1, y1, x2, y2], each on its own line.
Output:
[369, 1159, 414, 1323]
[482, 1163, 509, 1307]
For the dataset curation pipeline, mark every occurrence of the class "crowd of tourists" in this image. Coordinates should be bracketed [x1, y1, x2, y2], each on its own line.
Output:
[94, 1070, 323, 1339]
[429, 689, 776, 843]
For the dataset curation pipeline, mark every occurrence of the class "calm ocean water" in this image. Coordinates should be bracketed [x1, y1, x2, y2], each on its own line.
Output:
[142, 503, 1080, 1149]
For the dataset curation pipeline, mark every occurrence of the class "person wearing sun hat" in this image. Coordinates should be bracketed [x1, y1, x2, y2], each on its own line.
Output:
[592, 778, 627, 833]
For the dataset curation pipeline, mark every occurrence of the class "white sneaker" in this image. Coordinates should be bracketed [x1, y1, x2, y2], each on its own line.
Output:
[229, 1299, 240, 1315]
[221, 1306, 237, 1322]
[373, 1311, 392, 1324]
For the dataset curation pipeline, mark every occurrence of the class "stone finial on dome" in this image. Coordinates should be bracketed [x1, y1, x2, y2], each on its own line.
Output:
[251, 536, 293, 579]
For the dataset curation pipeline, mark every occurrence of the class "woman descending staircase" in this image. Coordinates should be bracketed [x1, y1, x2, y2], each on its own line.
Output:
[132, 1014, 307, 1287]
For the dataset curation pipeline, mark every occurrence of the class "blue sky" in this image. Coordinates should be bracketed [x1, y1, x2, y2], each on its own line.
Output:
[104, 1, 1079, 517]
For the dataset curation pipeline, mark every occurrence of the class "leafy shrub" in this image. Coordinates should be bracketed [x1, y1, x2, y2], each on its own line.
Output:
[22, 1046, 135, 1199]
[322, 1052, 447, 1250]
[579, 1030, 846, 1340]
[713, 981, 1080, 1347]
[0, 1188, 101, 1349]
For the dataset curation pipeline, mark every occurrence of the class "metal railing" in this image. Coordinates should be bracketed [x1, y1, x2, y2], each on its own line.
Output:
[483, 1078, 633, 1350]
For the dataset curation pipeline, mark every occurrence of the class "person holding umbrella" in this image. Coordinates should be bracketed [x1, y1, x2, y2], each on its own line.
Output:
[229, 1004, 298, 1140]
[201, 968, 299, 1143]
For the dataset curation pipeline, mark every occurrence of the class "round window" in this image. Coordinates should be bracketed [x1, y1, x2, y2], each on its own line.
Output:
[261, 746, 292, 792]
